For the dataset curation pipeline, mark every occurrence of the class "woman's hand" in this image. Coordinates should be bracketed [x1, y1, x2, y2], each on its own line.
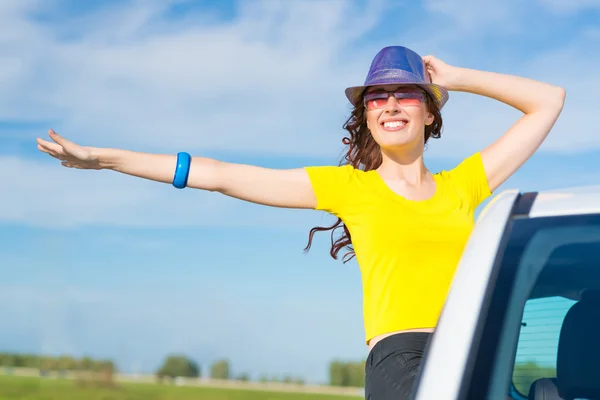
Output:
[422, 55, 462, 90]
[36, 129, 102, 170]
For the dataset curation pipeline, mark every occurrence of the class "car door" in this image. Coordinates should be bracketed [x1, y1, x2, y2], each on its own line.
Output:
[413, 190, 600, 400]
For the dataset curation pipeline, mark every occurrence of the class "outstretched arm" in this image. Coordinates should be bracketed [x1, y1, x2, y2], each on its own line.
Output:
[36, 130, 318, 209]
[424, 57, 566, 192]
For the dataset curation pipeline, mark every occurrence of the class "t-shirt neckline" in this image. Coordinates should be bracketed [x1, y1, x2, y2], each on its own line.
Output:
[368, 170, 443, 205]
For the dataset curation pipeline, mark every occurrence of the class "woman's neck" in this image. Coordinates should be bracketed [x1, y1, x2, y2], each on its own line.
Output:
[376, 146, 430, 185]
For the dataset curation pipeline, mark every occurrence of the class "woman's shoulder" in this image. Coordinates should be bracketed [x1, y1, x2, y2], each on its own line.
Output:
[304, 163, 376, 193]
[434, 152, 485, 178]
[305, 163, 365, 176]
[434, 152, 492, 205]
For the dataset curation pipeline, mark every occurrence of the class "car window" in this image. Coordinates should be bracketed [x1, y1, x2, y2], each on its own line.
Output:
[506, 217, 600, 399]
[459, 213, 600, 400]
[512, 296, 576, 395]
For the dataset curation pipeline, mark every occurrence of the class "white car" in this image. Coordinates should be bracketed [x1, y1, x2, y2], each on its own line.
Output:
[411, 186, 600, 400]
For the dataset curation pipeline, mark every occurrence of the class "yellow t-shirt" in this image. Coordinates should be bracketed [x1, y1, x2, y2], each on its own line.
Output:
[304, 152, 492, 344]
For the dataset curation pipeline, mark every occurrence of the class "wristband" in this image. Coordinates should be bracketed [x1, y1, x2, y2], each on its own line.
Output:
[172, 152, 191, 189]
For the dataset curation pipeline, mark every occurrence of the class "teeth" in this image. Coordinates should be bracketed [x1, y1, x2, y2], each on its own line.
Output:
[383, 121, 406, 128]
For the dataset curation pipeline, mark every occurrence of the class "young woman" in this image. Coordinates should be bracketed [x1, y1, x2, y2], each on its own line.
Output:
[36, 46, 565, 399]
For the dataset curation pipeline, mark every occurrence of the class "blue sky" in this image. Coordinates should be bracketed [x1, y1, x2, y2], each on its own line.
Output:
[2, 0, 600, 384]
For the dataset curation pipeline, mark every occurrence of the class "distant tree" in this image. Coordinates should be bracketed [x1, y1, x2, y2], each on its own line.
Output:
[347, 361, 366, 388]
[258, 374, 269, 383]
[237, 372, 250, 382]
[93, 360, 116, 374]
[513, 361, 556, 395]
[210, 359, 230, 380]
[0, 354, 16, 367]
[0, 353, 117, 374]
[156, 354, 200, 379]
[21, 354, 38, 368]
[57, 356, 77, 371]
[329, 360, 349, 387]
[329, 360, 366, 387]
[40, 356, 57, 371]
[78, 356, 94, 371]
[293, 378, 306, 385]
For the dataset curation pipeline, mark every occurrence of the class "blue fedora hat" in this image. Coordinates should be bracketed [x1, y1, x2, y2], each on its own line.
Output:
[345, 46, 449, 110]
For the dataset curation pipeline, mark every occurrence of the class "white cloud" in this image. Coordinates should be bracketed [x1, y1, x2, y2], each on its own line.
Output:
[423, 0, 521, 33]
[422, 37, 600, 161]
[417, 0, 600, 158]
[2, 0, 386, 157]
[2, 0, 597, 160]
[3, 0, 600, 228]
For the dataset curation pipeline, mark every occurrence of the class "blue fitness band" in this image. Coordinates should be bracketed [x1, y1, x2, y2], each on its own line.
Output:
[172, 152, 191, 189]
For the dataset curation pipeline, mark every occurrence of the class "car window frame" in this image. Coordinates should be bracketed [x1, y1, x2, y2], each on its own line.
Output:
[460, 212, 600, 399]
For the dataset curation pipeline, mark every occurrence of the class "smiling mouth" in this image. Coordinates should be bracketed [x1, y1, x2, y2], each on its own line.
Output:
[380, 120, 408, 131]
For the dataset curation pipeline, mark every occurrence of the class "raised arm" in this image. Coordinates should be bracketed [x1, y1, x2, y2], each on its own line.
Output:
[36, 129, 318, 209]
[424, 56, 566, 193]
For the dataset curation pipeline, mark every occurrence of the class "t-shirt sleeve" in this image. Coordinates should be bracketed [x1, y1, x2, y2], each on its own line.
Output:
[447, 152, 492, 208]
[304, 164, 356, 217]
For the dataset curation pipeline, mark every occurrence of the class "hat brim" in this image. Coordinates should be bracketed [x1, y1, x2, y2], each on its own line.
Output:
[345, 82, 449, 110]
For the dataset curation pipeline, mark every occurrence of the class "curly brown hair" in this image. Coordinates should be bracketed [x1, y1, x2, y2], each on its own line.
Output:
[303, 90, 444, 263]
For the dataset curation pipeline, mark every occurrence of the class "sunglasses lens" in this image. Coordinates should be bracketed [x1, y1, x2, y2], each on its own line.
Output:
[365, 95, 388, 110]
[364, 90, 424, 110]
[394, 91, 424, 106]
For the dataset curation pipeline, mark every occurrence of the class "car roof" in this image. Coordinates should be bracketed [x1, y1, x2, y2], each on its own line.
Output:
[527, 185, 600, 218]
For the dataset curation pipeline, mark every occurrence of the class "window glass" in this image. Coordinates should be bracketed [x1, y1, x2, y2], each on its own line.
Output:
[506, 217, 600, 398]
[512, 296, 575, 395]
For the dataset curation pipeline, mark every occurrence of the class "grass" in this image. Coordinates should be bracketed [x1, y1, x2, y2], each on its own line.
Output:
[0, 375, 362, 400]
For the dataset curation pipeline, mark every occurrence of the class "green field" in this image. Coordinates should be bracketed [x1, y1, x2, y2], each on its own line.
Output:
[0, 375, 361, 400]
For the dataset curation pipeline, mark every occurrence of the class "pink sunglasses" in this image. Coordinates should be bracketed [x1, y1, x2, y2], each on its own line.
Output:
[363, 89, 425, 111]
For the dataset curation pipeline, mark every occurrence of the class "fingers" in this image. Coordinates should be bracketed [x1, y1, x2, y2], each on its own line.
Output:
[48, 129, 71, 147]
[36, 129, 96, 170]
[37, 137, 78, 166]
[48, 129, 80, 154]
[422, 56, 435, 76]
[37, 138, 67, 158]
[42, 129, 92, 161]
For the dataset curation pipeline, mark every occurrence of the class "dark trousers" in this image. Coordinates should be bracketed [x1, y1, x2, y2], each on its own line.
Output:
[364, 332, 432, 400]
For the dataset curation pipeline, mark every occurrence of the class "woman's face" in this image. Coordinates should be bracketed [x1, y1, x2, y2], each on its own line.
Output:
[364, 85, 434, 152]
